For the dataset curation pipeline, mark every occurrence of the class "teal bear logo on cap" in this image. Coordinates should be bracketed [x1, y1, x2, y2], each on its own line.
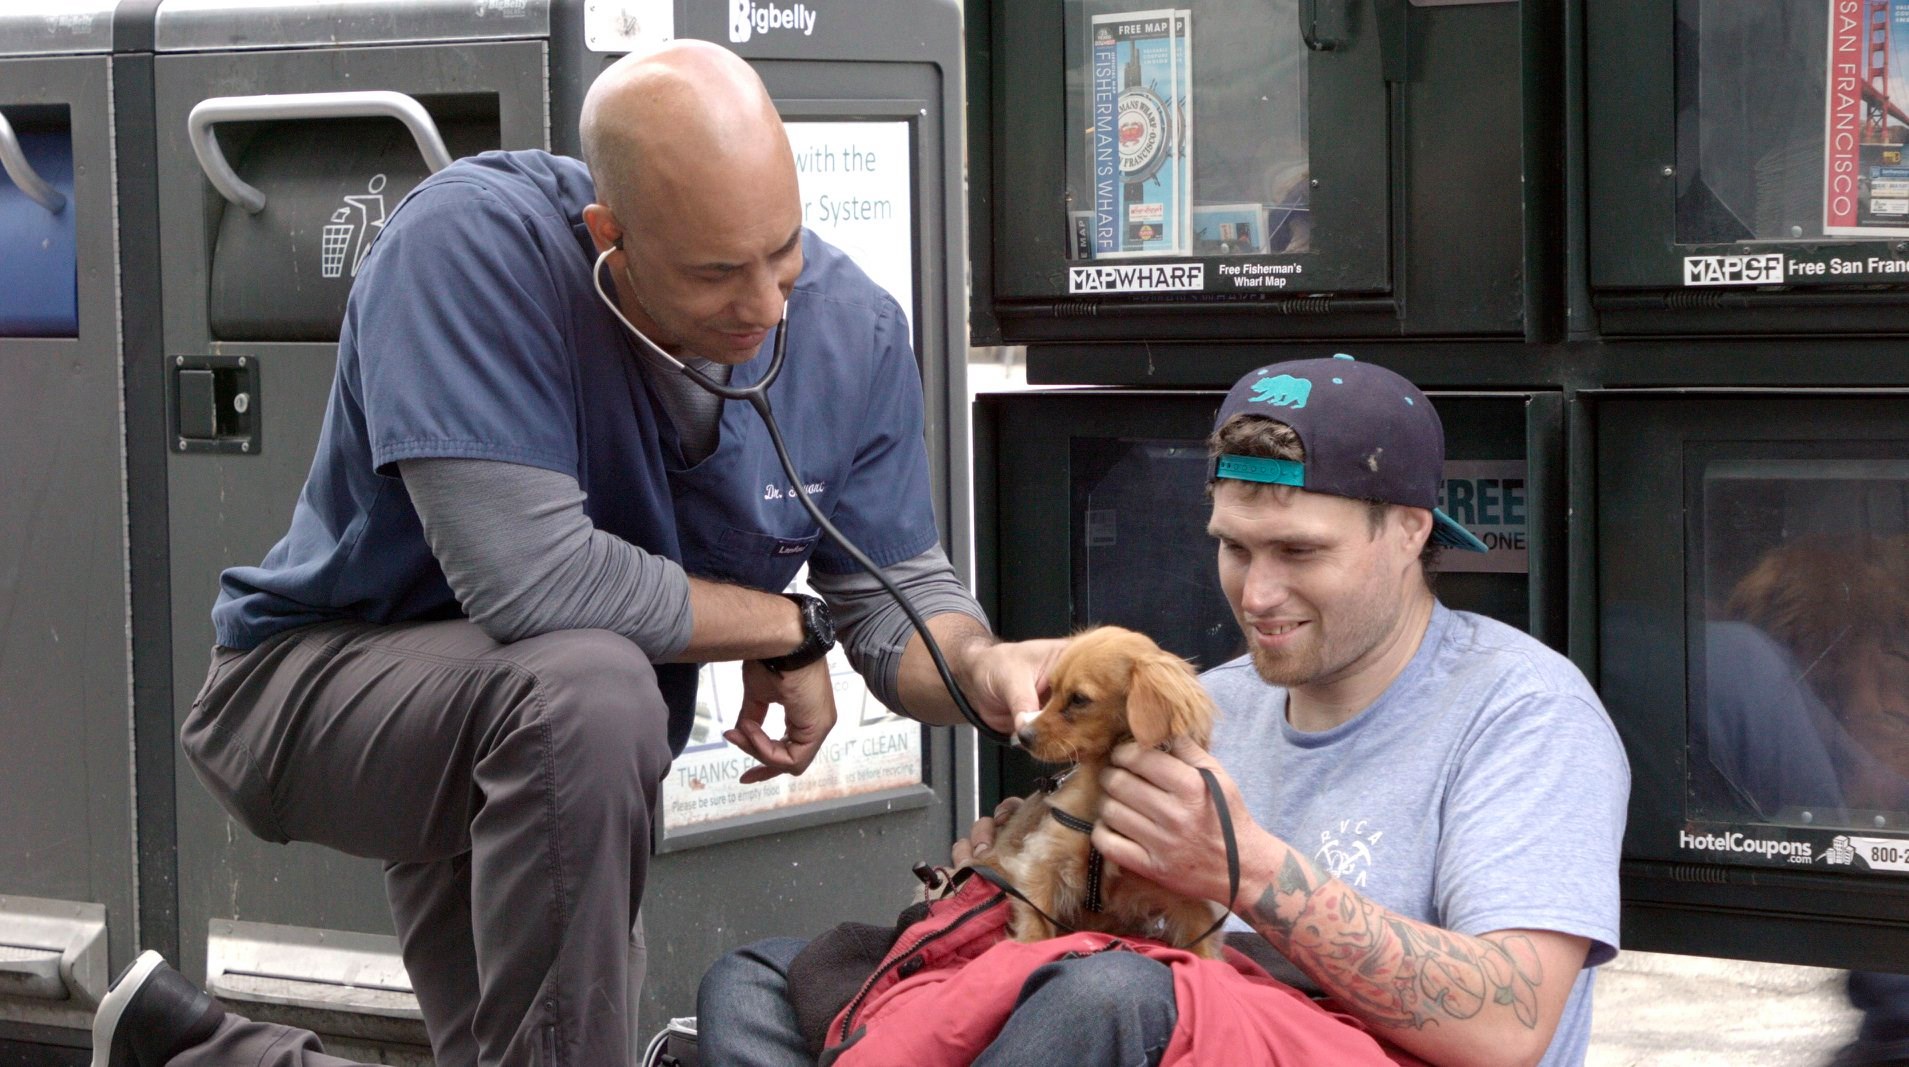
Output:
[1248, 374, 1312, 409]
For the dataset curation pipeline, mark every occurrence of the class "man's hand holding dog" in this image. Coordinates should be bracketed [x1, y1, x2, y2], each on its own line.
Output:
[951, 796, 1023, 868]
[726, 658, 837, 784]
[1093, 739, 1274, 912]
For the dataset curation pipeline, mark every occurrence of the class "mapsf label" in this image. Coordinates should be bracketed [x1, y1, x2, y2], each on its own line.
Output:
[1682, 253, 1786, 286]
[1069, 264, 1205, 294]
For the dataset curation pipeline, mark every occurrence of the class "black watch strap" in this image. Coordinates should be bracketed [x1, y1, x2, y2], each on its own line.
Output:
[760, 593, 835, 674]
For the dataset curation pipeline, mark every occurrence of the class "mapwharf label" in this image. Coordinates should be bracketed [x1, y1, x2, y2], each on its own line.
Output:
[1682, 253, 1786, 286]
[1069, 263, 1205, 293]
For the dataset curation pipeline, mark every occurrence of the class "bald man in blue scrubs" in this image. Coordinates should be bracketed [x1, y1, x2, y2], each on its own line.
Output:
[91, 41, 1058, 1067]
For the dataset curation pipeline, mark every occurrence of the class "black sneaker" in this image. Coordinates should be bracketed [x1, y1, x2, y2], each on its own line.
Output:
[90, 950, 226, 1067]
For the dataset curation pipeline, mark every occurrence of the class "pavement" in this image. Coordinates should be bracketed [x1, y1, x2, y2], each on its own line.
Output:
[1588, 951, 1863, 1067]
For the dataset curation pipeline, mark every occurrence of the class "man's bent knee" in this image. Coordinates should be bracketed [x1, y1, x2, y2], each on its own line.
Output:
[511, 629, 672, 787]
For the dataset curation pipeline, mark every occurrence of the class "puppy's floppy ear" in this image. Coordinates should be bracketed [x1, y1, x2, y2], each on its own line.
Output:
[1126, 651, 1217, 749]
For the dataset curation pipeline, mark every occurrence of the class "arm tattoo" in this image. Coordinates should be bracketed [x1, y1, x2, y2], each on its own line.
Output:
[1246, 855, 1543, 1032]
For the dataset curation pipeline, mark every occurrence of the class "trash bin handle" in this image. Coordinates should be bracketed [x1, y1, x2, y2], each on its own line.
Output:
[0, 109, 67, 215]
[187, 91, 454, 214]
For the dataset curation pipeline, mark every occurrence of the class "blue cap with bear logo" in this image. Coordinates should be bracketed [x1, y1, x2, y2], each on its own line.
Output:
[1211, 354, 1488, 552]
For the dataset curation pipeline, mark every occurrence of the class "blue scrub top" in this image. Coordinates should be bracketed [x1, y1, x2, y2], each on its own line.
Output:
[213, 151, 940, 751]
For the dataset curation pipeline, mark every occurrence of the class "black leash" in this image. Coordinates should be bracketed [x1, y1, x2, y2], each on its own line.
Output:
[1045, 806, 1105, 913]
[962, 767, 1241, 952]
[1189, 767, 1241, 949]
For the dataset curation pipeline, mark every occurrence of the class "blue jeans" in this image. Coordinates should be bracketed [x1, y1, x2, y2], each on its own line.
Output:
[696, 937, 1178, 1067]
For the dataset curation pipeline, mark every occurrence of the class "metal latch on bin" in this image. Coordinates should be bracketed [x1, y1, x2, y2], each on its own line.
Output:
[205, 920, 421, 1021]
[0, 895, 108, 1006]
[171, 355, 260, 454]
[1300, 0, 1350, 51]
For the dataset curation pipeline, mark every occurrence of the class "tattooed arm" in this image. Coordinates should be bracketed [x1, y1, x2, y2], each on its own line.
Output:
[1096, 740, 1592, 1067]
[1243, 842, 1590, 1067]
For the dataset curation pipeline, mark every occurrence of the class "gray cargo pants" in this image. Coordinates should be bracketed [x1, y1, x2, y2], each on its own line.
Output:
[174, 618, 673, 1066]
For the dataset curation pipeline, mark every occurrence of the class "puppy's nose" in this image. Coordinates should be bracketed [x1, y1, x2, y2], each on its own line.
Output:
[1015, 727, 1037, 749]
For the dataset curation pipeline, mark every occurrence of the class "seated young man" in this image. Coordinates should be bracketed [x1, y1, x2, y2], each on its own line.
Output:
[696, 355, 1630, 1067]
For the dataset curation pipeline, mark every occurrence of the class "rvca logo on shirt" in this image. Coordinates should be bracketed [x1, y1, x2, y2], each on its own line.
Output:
[1314, 818, 1383, 888]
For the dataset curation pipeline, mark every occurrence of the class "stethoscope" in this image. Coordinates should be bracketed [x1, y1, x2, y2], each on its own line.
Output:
[592, 246, 1009, 744]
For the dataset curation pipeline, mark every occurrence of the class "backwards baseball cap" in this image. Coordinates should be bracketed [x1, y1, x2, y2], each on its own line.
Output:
[1210, 354, 1488, 552]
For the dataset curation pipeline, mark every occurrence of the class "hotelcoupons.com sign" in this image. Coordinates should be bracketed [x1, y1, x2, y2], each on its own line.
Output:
[730, 0, 819, 41]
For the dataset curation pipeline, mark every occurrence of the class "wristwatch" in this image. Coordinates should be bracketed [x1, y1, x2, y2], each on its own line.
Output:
[760, 593, 835, 674]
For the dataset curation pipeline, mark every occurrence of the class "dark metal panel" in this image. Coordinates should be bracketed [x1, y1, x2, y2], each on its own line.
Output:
[1524, 392, 1569, 649]
[163, 346, 400, 979]
[152, 39, 549, 987]
[152, 0, 552, 52]
[1564, 386, 1597, 677]
[0, 53, 139, 993]
[1028, 337, 1909, 391]
[963, 0, 1004, 347]
[543, 0, 608, 160]
[114, 0, 182, 975]
[1624, 894, 1909, 975]
[1520, 0, 1566, 343]
[1562, 0, 1596, 340]
[1400, 2, 1526, 336]
[1583, 0, 1673, 290]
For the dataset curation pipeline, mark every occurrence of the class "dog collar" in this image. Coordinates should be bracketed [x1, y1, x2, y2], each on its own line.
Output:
[1047, 806, 1093, 835]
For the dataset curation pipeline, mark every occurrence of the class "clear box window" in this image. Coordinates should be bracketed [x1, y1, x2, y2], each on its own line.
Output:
[1072, 438, 1241, 669]
[1693, 458, 1909, 830]
[1676, 0, 1909, 243]
[1063, 2, 1311, 259]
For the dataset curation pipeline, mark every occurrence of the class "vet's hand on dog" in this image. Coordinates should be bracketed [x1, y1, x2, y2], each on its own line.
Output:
[957, 638, 1072, 736]
[1095, 738, 1270, 913]
[726, 658, 838, 784]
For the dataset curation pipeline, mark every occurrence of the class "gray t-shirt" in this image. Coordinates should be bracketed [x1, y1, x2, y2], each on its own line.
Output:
[1206, 602, 1629, 1067]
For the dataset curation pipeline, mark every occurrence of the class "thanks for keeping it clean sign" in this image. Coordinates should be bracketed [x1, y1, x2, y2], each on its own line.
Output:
[1438, 460, 1528, 574]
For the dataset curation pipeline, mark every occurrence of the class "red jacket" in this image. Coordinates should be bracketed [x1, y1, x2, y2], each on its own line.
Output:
[823, 874, 1428, 1067]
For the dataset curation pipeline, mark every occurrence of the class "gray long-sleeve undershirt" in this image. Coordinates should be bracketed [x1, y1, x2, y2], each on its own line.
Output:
[401, 457, 986, 712]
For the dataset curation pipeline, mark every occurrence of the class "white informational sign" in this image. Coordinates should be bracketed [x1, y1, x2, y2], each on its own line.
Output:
[661, 122, 923, 839]
[1437, 460, 1529, 574]
[783, 120, 916, 331]
[663, 566, 923, 837]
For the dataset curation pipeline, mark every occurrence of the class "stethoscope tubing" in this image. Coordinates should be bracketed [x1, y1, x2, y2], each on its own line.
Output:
[592, 248, 1009, 744]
